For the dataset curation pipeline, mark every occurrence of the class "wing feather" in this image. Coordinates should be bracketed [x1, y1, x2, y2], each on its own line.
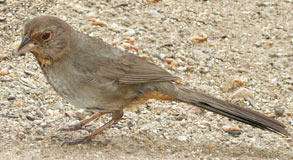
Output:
[96, 54, 179, 84]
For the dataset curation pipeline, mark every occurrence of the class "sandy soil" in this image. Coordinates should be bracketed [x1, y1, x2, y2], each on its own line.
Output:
[0, 0, 292, 159]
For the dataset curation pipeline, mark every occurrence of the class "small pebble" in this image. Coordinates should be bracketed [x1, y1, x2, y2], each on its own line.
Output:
[124, 29, 135, 36]
[75, 109, 86, 119]
[109, 23, 120, 32]
[114, 3, 128, 8]
[244, 96, 256, 108]
[176, 135, 187, 141]
[165, 58, 173, 64]
[7, 96, 16, 101]
[19, 77, 37, 89]
[255, 41, 262, 47]
[190, 106, 203, 114]
[191, 34, 208, 43]
[262, 33, 271, 39]
[0, 16, 6, 22]
[0, 68, 9, 76]
[226, 130, 242, 137]
[199, 67, 209, 74]
[116, 46, 126, 52]
[221, 78, 235, 92]
[35, 128, 44, 136]
[127, 121, 134, 128]
[175, 115, 184, 121]
[193, 49, 210, 58]
[274, 106, 285, 117]
[230, 88, 253, 100]
[223, 126, 242, 137]
[26, 114, 36, 121]
[198, 125, 207, 129]
[149, 9, 164, 18]
[177, 66, 187, 71]
[140, 123, 153, 131]
[256, 2, 273, 7]
[0, 53, 9, 61]
[24, 70, 35, 76]
[35, 137, 44, 141]
[159, 53, 166, 60]
[40, 122, 48, 128]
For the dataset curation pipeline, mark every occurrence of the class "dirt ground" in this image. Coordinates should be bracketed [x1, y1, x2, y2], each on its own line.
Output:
[0, 0, 292, 159]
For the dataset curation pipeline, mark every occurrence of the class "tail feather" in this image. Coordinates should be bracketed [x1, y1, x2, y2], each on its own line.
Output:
[156, 83, 290, 136]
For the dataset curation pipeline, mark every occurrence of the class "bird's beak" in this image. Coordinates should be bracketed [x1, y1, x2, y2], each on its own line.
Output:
[16, 34, 34, 56]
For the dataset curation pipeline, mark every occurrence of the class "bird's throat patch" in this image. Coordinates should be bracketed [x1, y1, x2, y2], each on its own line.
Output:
[32, 51, 52, 67]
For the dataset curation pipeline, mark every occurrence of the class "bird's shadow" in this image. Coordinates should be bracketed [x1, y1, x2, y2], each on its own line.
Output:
[50, 132, 284, 159]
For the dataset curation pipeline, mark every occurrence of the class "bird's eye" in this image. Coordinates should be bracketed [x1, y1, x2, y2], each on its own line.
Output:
[41, 31, 52, 41]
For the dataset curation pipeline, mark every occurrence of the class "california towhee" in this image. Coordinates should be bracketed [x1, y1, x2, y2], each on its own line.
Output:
[17, 16, 289, 145]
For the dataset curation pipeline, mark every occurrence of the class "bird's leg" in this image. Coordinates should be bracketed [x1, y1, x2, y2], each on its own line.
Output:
[62, 110, 124, 145]
[59, 112, 108, 131]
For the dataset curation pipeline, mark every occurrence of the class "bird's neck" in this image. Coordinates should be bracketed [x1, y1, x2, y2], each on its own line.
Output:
[31, 51, 53, 68]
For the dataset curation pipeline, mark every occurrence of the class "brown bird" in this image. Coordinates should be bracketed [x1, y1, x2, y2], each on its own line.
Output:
[17, 16, 289, 145]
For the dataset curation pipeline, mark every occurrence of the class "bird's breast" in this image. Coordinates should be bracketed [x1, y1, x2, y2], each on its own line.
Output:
[41, 59, 103, 108]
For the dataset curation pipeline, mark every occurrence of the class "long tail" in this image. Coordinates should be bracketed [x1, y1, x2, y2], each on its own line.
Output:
[154, 82, 290, 136]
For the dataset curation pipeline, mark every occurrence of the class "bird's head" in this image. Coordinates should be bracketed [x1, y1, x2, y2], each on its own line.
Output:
[17, 16, 71, 66]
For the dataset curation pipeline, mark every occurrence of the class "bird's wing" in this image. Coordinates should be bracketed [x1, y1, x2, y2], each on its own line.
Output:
[94, 54, 179, 84]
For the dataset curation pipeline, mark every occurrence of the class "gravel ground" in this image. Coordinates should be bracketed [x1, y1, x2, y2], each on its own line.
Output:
[0, 0, 292, 159]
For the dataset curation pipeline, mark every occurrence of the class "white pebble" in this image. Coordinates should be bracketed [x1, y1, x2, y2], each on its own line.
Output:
[176, 135, 187, 141]
[193, 49, 210, 58]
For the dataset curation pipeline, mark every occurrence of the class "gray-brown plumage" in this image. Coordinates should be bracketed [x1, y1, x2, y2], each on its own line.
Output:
[17, 16, 290, 144]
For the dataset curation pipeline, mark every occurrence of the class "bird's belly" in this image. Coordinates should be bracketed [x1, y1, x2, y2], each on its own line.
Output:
[43, 67, 137, 111]
[57, 84, 103, 110]
[43, 68, 106, 110]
